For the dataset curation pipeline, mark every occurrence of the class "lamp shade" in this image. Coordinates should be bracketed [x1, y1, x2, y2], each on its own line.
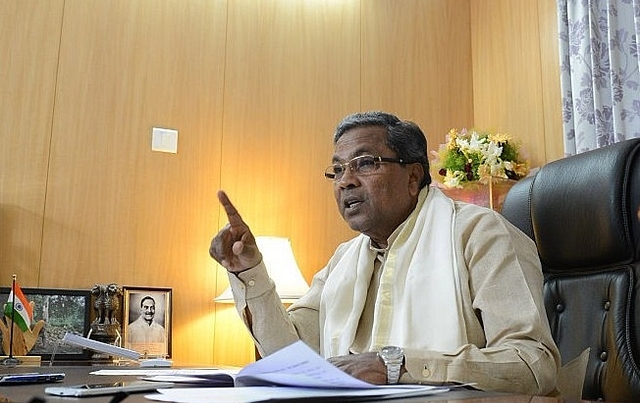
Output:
[215, 236, 310, 303]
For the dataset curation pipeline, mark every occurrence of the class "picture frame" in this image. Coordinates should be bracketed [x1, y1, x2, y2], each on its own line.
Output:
[0, 287, 92, 361]
[122, 286, 172, 358]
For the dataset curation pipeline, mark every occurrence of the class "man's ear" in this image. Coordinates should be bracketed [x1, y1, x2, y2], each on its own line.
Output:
[408, 163, 424, 196]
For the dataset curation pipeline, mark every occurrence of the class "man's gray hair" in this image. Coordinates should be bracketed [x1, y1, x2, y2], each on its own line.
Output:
[334, 111, 431, 188]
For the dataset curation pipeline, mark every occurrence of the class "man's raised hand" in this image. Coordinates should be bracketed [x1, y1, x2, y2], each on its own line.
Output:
[209, 190, 262, 273]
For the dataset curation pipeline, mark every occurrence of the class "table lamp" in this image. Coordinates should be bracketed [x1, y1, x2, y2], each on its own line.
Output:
[214, 236, 310, 303]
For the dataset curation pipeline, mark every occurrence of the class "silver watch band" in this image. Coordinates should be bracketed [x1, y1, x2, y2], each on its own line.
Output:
[378, 346, 404, 384]
[386, 362, 402, 384]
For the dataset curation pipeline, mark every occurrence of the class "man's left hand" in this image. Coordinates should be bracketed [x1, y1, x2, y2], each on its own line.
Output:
[327, 352, 387, 384]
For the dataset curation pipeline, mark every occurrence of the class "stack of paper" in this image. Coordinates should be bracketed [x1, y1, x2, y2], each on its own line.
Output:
[62, 333, 140, 360]
[148, 385, 449, 403]
[93, 341, 453, 403]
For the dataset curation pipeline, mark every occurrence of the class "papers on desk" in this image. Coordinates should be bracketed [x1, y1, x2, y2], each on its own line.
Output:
[134, 340, 450, 402]
[147, 385, 449, 403]
[231, 340, 376, 388]
[63, 332, 141, 360]
[91, 369, 238, 387]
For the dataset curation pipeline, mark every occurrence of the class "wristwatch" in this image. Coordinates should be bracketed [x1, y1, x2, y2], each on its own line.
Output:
[378, 345, 404, 384]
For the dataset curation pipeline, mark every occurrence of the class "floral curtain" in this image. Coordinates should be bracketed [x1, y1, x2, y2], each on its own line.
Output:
[558, 0, 640, 155]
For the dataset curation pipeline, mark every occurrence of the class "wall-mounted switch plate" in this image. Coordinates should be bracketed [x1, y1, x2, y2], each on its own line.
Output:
[151, 127, 178, 153]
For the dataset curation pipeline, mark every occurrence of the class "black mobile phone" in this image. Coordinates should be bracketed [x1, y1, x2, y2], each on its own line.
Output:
[44, 380, 174, 397]
[0, 372, 65, 385]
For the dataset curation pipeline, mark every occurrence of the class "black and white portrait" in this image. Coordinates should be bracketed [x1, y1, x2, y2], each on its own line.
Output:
[123, 287, 171, 358]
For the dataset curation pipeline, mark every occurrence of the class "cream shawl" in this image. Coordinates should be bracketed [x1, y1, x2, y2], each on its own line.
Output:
[319, 187, 468, 357]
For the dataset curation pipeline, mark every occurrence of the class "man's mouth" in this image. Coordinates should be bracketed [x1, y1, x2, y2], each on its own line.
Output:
[343, 197, 363, 210]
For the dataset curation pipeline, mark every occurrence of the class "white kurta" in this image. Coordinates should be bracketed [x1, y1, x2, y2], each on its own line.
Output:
[227, 186, 560, 395]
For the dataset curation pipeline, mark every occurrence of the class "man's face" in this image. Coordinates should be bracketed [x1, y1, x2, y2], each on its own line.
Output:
[331, 126, 422, 247]
[141, 299, 155, 322]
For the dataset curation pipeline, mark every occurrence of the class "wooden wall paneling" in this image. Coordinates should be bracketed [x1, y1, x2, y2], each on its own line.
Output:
[2, 0, 564, 367]
[42, 0, 228, 365]
[360, 0, 474, 154]
[0, 0, 64, 285]
[538, 0, 564, 162]
[470, 0, 547, 169]
[213, 0, 361, 367]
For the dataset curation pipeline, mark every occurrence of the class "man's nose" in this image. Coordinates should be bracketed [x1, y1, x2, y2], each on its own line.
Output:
[337, 167, 359, 187]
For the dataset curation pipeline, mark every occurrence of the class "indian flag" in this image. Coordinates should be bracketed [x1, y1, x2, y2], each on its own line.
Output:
[3, 284, 32, 332]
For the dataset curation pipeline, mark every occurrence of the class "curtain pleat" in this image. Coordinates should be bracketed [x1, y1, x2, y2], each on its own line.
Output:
[558, 0, 640, 156]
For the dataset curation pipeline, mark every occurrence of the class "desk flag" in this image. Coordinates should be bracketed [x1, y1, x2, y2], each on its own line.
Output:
[3, 283, 32, 332]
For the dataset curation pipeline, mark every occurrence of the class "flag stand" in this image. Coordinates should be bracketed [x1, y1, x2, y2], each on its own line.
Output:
[1, 355, 41, 366]
[2, 275, 20, 366]
[1, 275, 42, 367]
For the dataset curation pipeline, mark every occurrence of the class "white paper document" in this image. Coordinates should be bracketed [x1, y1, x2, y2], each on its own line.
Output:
[63, 332, 141, 360]
[92, 369, 239, 377]
[140, 341, 451, 402]
[232, 340, 375, 388]
[146, 385, 449, 403]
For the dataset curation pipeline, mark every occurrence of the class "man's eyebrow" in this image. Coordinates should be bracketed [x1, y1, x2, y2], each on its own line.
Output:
[331, 148, 376, 163]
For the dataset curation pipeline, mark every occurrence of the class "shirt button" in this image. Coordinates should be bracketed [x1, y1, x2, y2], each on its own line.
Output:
[248, 280, 256, 287]
[421, 367, 431, 378]
[600, 351, 608, 362]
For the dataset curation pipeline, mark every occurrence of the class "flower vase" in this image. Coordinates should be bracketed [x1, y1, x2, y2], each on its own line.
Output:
[433, 178, 517, 212]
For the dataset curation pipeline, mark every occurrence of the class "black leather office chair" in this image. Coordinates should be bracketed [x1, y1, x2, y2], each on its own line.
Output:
[501, 138, 640, 401]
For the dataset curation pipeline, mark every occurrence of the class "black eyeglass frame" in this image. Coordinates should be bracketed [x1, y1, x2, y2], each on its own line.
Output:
[324, 155, 407, 181]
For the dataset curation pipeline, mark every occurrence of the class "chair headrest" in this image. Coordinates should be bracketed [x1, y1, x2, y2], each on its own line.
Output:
[503, 139, 640, 272]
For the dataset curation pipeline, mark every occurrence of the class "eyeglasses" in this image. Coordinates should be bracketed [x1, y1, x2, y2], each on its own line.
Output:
[324, 155, 406, 181]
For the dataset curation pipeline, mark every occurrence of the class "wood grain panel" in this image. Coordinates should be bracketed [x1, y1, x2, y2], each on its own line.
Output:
[0, 0, 64, 284]
[1, 0, 565, 367]
[471, 0, 547, 169]
[213, 0, 361, 366]
[361, 0, 474, 153]
[538, 0, 564, 162]
[41, 0, 228, 365]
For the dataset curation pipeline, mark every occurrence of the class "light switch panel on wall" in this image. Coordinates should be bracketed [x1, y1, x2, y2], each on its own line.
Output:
[151, 127, 178, 153]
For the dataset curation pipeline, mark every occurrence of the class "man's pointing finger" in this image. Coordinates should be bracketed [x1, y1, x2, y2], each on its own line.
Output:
[217, 190, 244, 226]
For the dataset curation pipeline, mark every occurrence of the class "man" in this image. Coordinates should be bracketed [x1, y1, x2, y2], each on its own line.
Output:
[127, 296, 165, 345]
[209, 111, 560, 395]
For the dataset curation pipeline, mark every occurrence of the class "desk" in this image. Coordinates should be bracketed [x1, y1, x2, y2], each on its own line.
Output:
[0, 366, 588, 403]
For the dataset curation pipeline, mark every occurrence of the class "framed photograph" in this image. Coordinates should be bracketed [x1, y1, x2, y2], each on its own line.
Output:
[122, 286, 171, 358]
[0, 287, 92, 360]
